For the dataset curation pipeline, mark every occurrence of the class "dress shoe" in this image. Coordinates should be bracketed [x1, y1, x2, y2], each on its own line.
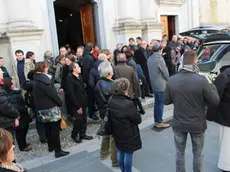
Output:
[21, 145, 32, 152]
[72, 135, 82, 143]
[139, 109, 145, 115]
[55, 150, 70, 158]
[154, 122, 170, 129]
[90, 115, 99, 120]
[145, 94, 153, 98]
[81, 135, 93, 140]
[48, 147, 54, 152]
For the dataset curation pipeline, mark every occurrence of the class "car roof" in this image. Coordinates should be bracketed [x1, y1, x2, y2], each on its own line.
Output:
[203, 33, 230, 44]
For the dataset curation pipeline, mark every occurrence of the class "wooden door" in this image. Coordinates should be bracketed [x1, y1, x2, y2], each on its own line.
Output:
[80, 3, 95, 44]
[168, 16, 176, 41]
[160, 16, 169, 39]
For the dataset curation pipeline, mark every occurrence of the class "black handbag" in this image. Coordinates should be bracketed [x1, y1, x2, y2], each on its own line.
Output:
[96, 81, 112, 136]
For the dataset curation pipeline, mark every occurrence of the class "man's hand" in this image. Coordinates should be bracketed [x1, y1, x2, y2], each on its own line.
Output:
[59, 89, 64, 94]
[14, 118, 19, 128]
[77, 108, 83, 115]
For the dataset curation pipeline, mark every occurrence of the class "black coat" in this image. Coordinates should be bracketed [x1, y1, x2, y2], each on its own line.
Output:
[0, 86, 19, 129]
[0, 167, 27, 172]
[66, 73, 88, 111]
[61, 65, 71, 90]
[108, 94, 142, 153]
[207, 67, 230, 127]
[134, 48, 150, 85]
[33, 73, 62, 111]
[5, 89, 31, 128]
[82, 51, 94, 85]
[162, 46, 174, 76]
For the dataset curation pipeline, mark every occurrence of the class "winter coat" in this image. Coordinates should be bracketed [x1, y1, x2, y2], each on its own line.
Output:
[5, 89, 31, 128]
[44, 58, 56, 76]
[12, 59, 35, 89]
[94, 78, 113, 119]
[54, 62, 63, 84]
[33, 73, 62, 111]
[114, 63, 138, 98]
[108, 94, 142, 153]
[147, 52, 169, 92]
[0, 66, 10, 78]
[207, 67, 230, 127]
[88, 60, 103, 89]
[165, 70, 220, 133]
[134, 48, 151, 85]
[0, 86, 19, 129]
[82, 51, 94, 85]
[61, 65, 71, 90]
[162, 46, 174, 76]
[66, 73, 88, 111]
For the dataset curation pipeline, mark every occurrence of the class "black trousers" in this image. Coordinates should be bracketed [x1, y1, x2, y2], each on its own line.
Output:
[135, 98, 144, 112]
[15, 125, 29, 150]
[87, 87, 96, 117]
[44, 120, 61, 152]
[36, 118, 47, 142]
[72, 109, 87, 138]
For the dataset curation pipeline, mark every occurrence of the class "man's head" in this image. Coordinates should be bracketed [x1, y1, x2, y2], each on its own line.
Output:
[129, 38, 135, 46]
[98, 53, 107, 61]
[100, 49, 112, 60]
[161, 39, 167, 49]
[85, 43, 94, 53]
[0, 68, 3, 81]
[57, 55, 66, 65]
[26, 51, 35, 60]
[187, 37, 192, 43]
[183, 38, 188, 44]
[3, 77, 13, 90]
[116, 53, 127, 63]
[150, 39, 159, 47]
[172, 35, 178, 42]
[98, 61, 113, 79]
[76, 46, 84, 57]
[60, 47, 67, 56]
[183, 51, 197, 66]
[15, 50, 24, 61]
[70, 62, 81, 74]
[65, 55, 75, 66]
[141, 40, 147, 49]
[0, 57, 4, 67]
[136, 37, 142, 45]
[152, 44, 162, 53]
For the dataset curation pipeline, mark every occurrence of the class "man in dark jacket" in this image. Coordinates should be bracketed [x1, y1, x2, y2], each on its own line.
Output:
[0, 57, 10, 78]
[164, 51, 220, 172]
[0, 68, 20, 135]
[66, 63, 93, 143]
[134, 40, 153, 97]
[161, 39, 174, 76]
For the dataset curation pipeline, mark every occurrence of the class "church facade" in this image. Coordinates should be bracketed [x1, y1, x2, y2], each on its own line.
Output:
[0, 0, 229, 74]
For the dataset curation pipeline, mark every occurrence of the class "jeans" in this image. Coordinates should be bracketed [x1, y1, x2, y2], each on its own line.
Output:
[173, 130, 204, 172]
[153, 92, 164, 123]
[117, 149, 133, 172]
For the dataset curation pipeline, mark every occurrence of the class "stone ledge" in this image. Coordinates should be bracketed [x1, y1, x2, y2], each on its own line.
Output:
[155, 0, 184, 5]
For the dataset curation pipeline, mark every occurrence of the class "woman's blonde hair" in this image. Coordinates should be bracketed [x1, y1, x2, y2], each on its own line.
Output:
[0, 128, 13, 162]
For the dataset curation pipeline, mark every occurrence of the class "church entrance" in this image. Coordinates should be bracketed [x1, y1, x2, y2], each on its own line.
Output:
[160, 15, 176, 41]
[54, 0, 96, 50]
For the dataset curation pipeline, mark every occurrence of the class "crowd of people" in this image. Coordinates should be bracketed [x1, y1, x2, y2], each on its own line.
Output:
[0, 34, 229, 172]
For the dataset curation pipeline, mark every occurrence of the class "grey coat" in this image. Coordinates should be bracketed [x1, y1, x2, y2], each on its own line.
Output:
[54, 63, 63, 84]
[164, 70, 220, 133]
[147, 52, 169, 92]
[114, 63, 138, 98]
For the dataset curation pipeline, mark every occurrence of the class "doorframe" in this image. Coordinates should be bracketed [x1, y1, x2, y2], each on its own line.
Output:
[48, 0, 105, 56]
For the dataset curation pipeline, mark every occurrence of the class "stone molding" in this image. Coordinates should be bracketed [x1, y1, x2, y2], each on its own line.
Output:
[155, 0, 185, 6]
[113, 22, 144, 34]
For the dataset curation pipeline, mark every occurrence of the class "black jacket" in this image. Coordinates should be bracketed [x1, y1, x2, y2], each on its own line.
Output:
[165, 70, 220, 133]
[82, 51, 94, 85]
[207, 67, 230, 127]
[108, 94, 142, 153]
[94, 78, 113, 119]
[5, 89, 31, 128]
[0, 86, 19, 129]
[0, 167, 27, 172]
[66, 73, 88, 110]
[33, 73, 62, 111]
[61, 65, 71, 90]
[162, 46, 174, 76]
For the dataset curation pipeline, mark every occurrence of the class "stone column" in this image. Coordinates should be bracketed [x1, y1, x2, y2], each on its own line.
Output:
[6, 0, 35, 30]
[0, 0, 8, 32]
[113, 0, 143, 45]
[139, 0, 162, 42]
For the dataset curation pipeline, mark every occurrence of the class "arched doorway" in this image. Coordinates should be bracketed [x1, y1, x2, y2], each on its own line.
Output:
[54, 0, 98, 50]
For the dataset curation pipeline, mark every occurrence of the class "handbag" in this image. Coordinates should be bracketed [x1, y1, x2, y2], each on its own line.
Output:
[37, 106, 61, 123]
[97, 108, 112, 136]
[60, 115, 67, 130]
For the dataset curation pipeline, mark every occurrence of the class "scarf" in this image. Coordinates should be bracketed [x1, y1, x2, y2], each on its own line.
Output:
[179, 64, 200, 73]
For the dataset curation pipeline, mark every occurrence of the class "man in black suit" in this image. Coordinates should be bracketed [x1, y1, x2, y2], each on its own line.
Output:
[161, 40, 174, 76]
[66, 63, 93, 143]
[134, 40, 153, 97]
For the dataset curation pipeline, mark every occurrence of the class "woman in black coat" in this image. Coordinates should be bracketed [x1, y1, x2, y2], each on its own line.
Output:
[108, 78, 142, 172]
[33, 62, 69, 158]
[207, 66, 230, 172]
[3, 77, 32, 152]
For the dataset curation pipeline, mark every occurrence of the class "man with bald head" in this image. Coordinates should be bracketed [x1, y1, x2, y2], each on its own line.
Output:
[134, 40, 153, 98]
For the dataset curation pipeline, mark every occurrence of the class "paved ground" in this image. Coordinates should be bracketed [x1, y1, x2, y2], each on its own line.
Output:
[28, 122, 221, 172]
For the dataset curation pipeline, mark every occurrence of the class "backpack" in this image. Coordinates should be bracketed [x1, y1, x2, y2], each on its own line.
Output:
[24, 91, 34, 109]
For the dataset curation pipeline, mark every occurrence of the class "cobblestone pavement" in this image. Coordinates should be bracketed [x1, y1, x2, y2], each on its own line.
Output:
[16, 98, 173, 163]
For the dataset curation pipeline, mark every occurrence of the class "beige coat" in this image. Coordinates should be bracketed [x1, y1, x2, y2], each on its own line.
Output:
[12, 59, 35, 89]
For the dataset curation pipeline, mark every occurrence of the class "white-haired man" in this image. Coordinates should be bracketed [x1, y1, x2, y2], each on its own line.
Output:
[94, 61, 118, 167]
